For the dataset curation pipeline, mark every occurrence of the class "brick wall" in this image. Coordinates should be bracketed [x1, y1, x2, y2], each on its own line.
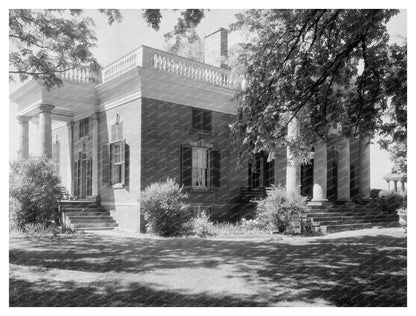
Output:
[140, 97, 247, 216]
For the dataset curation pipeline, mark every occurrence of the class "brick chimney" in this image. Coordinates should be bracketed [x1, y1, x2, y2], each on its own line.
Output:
[204, 28, 228, 68]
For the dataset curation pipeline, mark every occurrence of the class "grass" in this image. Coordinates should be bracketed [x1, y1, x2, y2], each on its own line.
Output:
[9, 227, 407, 307]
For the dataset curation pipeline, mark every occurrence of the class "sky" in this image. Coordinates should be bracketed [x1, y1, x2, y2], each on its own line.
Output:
[8, 9, 407, 189]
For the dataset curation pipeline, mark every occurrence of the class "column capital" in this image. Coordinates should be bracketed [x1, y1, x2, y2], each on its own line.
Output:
[17, 115, 31, 123]
[38, 104, 55, 113]
[66, 121, 75, 128]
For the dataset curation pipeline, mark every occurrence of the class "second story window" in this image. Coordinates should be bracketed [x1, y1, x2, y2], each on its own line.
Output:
[192, 108, 212, 132]
[79, 118, 89, 139]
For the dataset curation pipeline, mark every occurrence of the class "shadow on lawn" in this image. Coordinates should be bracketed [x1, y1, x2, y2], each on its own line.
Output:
[9, 232, 407, 307]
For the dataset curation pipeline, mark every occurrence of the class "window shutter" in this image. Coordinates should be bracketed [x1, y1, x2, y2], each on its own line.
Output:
[211, 149, 221, 187]
[102, 144, 110, 184]
[73, 160, 79, 196]
[121, 141, 126, 185]
[203, 111, 212, 131]
[181, 146, 192, 187]
[192, 109, 202, 130]
[124, 143, 130, 187]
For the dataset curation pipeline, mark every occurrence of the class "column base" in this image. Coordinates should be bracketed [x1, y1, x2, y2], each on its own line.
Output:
[308, 200, 330, 207]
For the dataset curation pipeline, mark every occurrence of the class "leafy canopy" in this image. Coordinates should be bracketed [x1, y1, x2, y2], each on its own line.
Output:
[229, 9, 404, 163]
[9, 9, 121, 89]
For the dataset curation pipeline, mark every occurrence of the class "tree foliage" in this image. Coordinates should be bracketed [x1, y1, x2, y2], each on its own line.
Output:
[9, 9, 121, 89]
[143, 9, 206, 58]
[143, 9, 205, 34]
[163, 27, 204, 62]
[229, 9, 405, 163]
[9, 156, 62, 228]
[378, 43, 407, 172]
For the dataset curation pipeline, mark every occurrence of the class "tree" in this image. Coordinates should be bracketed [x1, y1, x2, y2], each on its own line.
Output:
[378, 43, 407, 172]
[9, 9, 206, 89]
[163, 27, 204, 62]
[229, 9, 405, 163]
[143, 9, 205, 34]
[9, 9, 121, 89]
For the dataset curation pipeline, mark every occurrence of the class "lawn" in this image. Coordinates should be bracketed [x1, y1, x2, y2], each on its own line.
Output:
[9, 228, 407, 307]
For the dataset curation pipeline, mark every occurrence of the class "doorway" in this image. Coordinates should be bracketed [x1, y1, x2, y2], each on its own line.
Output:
[73, 152, 92, 199]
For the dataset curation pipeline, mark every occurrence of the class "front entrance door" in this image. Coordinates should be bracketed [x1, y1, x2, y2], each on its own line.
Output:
[73, 153, 92, 199]
[301, 161, 314, 199]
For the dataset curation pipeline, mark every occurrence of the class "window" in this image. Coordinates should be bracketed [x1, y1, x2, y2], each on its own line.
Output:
[192, 108, 212, 132]
[110, 141, 125, 186]
[111, 122, 123, 142]
[181, 145, 220, 189]
[79, 118, 89, 139]
[192, 147, 210, 187]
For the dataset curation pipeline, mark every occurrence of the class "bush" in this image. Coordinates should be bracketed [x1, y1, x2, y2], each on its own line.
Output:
[370, 189, 382, 199]
[186, 213, 216, 238]
[255, 185, 308, 233]
[9, 157, 62, 229]
[378, 190, 406, 212]
[210, 222, 272, 236]
[140, 178, 190, 237]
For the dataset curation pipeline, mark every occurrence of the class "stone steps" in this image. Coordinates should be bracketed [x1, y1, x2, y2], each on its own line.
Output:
[59, 200, 117, 231]
[325, 222, 400, 233]
[307, 212, 397, 219]
[306, 203, 399, 233]
[70, 221, 118, 228]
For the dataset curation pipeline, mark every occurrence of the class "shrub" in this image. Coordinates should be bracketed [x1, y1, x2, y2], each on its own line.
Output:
[397, 208, 407, 231]
[186, 212, 216, 238]
[210, 222, 272, 236]
[140, 178, 190, 236]
[370, 189, 382, 199]
[378, 190, 406, 212]
[9, 157, 62, 229]
[255, 185, 308, 233]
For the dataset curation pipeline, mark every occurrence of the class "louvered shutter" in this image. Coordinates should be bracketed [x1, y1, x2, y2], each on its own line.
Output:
[202, 111, 212, 131]
[192, 109, 202, 130]
[102, 144, 110, 184]
[73, 160, 79, 196]
[181, 146, 192, 187]
[211, 149, 221, 187]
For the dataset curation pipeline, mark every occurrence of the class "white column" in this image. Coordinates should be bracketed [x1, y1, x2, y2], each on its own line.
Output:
[91, 113, 99, 197]
[337, 137, 351, 201]
[311, 141, 328, 203]
[38, 104, 54, 159]
[394, 180, 398, 192]
[17, 116, 31, 159]
[387, 180, 391, 191]
[67, 122, 74, 196]
[286, 117, 301, 196]
[359, 136, 371, 199]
